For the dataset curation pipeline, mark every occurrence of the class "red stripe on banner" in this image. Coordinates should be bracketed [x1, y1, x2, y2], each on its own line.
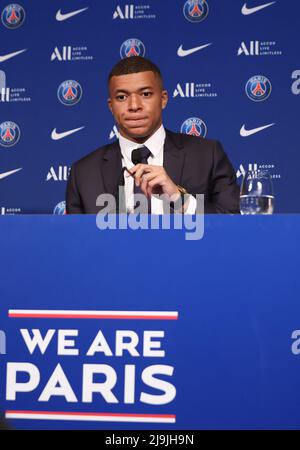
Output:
[6, 410, 176, 419]
[8, 313, 178, 320]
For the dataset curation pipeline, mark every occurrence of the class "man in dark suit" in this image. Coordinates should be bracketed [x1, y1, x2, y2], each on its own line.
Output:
[66, 56, 240, 214]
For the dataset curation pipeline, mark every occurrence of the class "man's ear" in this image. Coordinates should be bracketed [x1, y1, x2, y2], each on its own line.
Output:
[107, 98, 113, 113]
[161, 90, 168, 110]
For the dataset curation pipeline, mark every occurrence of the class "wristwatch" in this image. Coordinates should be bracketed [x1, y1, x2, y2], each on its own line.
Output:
[170, 185, 189, 212]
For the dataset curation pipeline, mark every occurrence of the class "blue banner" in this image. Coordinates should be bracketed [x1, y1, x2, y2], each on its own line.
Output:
[1, 215, 300, 429]
[0, 0, 299, 214]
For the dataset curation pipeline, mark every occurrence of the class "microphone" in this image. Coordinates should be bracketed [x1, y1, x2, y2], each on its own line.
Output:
[131, 147, 151, 213]
[131, 146, 152, 165]
[131, 148, 143, 165]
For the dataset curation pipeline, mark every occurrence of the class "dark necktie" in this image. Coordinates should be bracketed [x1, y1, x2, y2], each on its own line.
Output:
[131, 146, 152, 213]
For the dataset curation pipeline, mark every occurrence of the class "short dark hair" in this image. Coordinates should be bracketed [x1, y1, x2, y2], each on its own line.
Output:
[108, 56, 163, 88]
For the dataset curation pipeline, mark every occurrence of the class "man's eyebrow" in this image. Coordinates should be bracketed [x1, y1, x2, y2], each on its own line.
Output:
[114, 86, 153, 94]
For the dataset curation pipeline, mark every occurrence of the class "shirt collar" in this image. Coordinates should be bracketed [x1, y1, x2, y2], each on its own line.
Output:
[119, 125, 166, 162]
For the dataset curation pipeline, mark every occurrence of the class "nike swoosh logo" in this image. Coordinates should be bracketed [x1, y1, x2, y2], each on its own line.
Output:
[51, 126, 85, 140]
[0, 168, 22, 180]
[241, 2, 276, 15]
[0, 49, 27, 63]
[177, 43, 212, 57]
[56, 7, 89, 22]
[240, 123, 275, 137]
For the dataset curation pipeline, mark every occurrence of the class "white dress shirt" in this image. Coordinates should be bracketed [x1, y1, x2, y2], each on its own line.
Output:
[118, 125, 197, 214]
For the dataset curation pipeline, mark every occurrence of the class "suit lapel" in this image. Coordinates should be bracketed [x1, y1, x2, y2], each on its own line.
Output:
[100, 140, 123, 195]
[163, 130, 185, 185]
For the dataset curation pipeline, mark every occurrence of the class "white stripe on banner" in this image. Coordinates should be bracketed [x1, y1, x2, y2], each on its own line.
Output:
[8, 310, 178, 320]
[5, 411, 176, 423]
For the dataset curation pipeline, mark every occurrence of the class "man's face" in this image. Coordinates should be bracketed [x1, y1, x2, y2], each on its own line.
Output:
[108, 70, 168, 143]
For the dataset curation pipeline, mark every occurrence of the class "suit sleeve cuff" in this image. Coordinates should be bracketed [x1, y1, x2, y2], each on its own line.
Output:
[184, 194, 197, 214]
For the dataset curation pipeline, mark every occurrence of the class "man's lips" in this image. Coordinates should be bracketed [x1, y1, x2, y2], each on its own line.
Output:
[124, 117, 148, 127]
[125, 117, 147, 121]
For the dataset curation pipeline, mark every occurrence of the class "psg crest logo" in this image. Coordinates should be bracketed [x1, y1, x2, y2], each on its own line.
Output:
[181, 117, 207, 138]
[183, 0, 209, 23]
[53, 201, 66, 215]
[57, 80, 82, 106]
[120, 38, 146, 59]
[1, 4, 25, 29]
[245, 75, 272, 102]
[0, 121, 20, 147]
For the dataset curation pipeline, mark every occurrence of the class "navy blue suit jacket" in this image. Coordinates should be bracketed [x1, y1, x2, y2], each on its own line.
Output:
[66, 130, 240, 214]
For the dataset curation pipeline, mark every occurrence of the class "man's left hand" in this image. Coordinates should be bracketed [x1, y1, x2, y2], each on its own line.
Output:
[128, 164, 179, 199]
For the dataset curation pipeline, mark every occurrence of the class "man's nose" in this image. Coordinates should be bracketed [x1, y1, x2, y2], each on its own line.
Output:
[128, 93, 142, 111]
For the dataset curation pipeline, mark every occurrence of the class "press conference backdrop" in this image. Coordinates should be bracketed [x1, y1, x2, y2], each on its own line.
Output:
[0, 0, 299, 215]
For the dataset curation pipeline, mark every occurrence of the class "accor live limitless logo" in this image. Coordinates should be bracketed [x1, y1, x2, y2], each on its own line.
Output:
[237, 40, 282, 56]
[0, 70, 31, 103]
[291, 70, 300, 95]
[46, 166, 70, 181]
[51, 46, 93, 62]
[173, 82, 217, 98]
[113, 4, 156, 20]
[0, 206, 22, 216]
[236, 163, 281, 179]
[1, 207, 22, 215]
